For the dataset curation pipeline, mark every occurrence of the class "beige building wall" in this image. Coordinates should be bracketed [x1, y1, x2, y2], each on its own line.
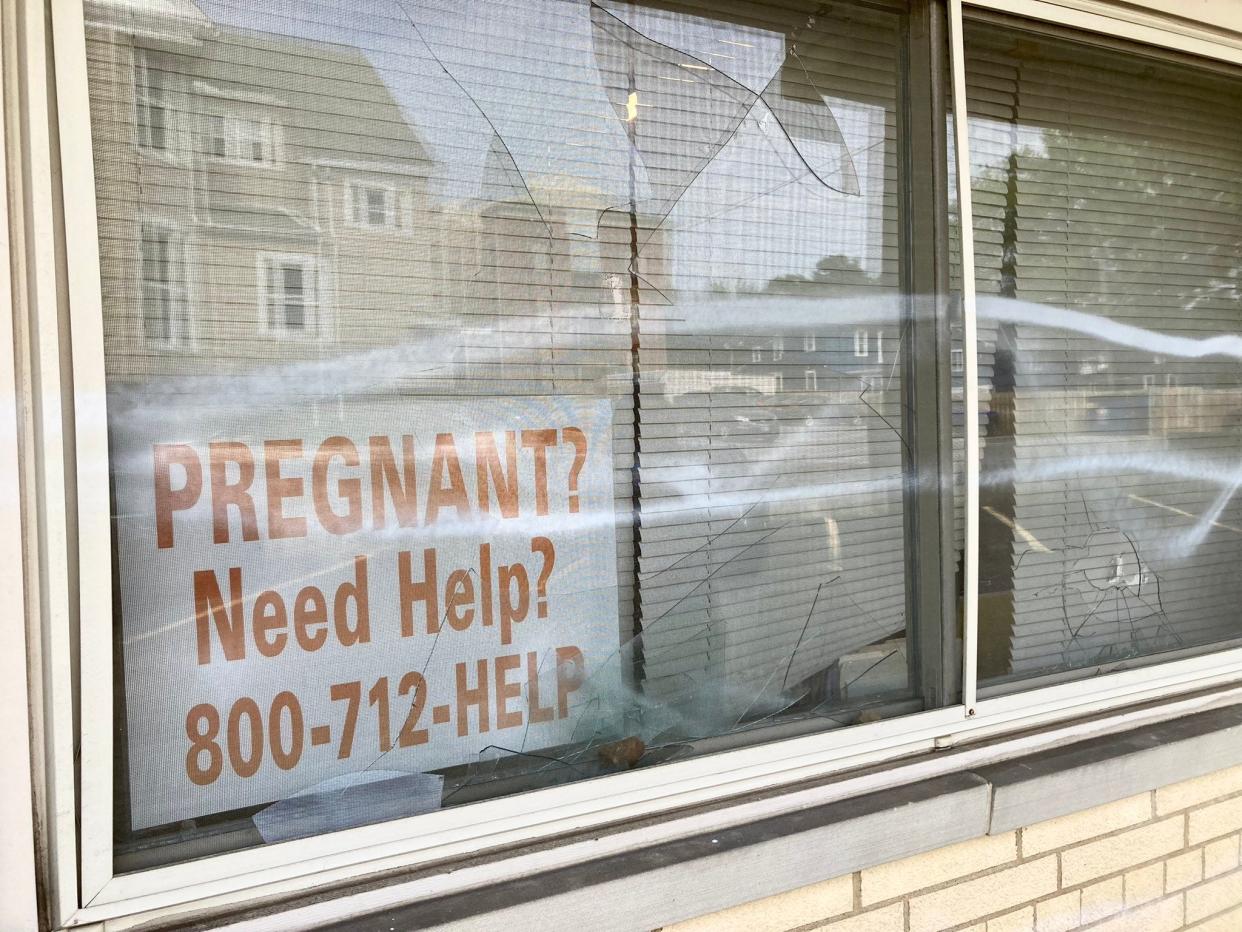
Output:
[670, 763, 1242, 932]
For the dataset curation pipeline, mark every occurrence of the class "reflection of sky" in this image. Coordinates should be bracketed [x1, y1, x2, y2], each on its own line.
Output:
[968, 115, 1048, 179]
[178, 0, 889, 284]
[598, 0, 785, 93]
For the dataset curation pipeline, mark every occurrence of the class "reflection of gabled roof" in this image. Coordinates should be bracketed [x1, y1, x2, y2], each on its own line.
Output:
[193, 27, 431, 170]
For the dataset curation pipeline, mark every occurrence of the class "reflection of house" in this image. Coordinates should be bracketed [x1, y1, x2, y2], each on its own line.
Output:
[89, 3, 446, 379]
[93, 4, 621, 387]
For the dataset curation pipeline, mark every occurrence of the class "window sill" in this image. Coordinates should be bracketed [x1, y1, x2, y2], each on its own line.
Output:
[132, 687, 1242, 932]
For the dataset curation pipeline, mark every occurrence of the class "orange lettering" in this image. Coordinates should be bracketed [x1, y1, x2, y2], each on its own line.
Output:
[494, 654, 523, 729]
[425, 433, 470, 524]
[263, 439, 306, 540]
[153, 443, 202, 549]
[193, 567, 245, 664]
[475, 430, 519, 518]
[445, 568, 475, 631]
[369, 434, 418, 528]
[293, 586, 328, 651]
[520, 429, 557, 515]
[313, 436, 363, 536]
[209, 442, 259, 544]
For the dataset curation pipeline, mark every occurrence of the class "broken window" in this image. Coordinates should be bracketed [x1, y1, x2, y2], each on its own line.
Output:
[84, 0, 959, 869]
[966, 22, 1242, 687]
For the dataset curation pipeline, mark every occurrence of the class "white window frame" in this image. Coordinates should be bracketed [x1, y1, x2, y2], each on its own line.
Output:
[347, 181, 398, 229]
[138, 222, 192, 349]
[257, 252, 321, 339]
[853, 328, 869, 358]
[132, 47, 169, 153]
[235, 115, 277, 164]
[202, 110, 280, 165]
[30, 0, 1242, 926]
[201, 111, 227, 159]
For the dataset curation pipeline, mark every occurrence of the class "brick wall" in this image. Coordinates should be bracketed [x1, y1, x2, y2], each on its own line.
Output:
[667, 764, 1242, 932]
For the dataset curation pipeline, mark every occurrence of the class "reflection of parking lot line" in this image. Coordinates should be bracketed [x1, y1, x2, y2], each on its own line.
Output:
[1128, 494, 1242, 535]
[982, 505, 1051, 553]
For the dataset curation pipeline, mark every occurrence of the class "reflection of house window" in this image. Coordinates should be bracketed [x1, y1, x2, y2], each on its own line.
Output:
[804, 334, 816, 352]
[772, 337, 784, 360]
[259, 254, 319, 336]
[1143, 374, 1155, 390]
[853, 329, 869, 358]
[200, 113, 277, 163]
[238, 118, 274, 162]
[951, 347, 965, 373]
[204, 114, 227, 158]
[751, 347, 763, 363]
[134, 50, 167, 151]
[349, 184, 396, 228]
[804, 369, 817, 391]
[140, 225, 189, 346]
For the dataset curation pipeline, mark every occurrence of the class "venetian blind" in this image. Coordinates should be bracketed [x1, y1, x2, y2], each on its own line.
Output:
[966, 23, 1242, 680]
[588, 0, 911, 716]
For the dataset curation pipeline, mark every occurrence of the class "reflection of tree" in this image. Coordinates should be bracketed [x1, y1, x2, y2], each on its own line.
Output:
[765, 254, 879, 292]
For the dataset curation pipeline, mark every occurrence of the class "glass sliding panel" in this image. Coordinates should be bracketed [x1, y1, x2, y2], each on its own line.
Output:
[965, 21, 1242, 689]
[83, 0, 954, 868]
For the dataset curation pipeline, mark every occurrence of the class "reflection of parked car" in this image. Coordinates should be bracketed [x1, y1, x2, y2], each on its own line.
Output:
[672, 387, 783, 447]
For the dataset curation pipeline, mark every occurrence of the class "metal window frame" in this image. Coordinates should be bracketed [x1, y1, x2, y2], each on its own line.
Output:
[11, 0, 1242, 927]
[901, 0, 958, 711]
[0, 1, 41, 927]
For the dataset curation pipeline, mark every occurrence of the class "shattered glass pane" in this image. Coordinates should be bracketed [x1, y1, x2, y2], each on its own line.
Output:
[83, 0, 950, 870]
[967, 23, 1242, 686]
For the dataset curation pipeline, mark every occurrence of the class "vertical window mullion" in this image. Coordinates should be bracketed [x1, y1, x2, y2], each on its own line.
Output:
[899, 0, 959, 710]
[947, 0, 981, 715]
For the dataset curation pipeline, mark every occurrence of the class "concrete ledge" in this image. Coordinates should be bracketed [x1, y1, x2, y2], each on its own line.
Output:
[323, 703, 1242, 932]
[313, 772, 991, 932]
[978, 702, 1242, 834]
[192, 698, 1242, 932]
